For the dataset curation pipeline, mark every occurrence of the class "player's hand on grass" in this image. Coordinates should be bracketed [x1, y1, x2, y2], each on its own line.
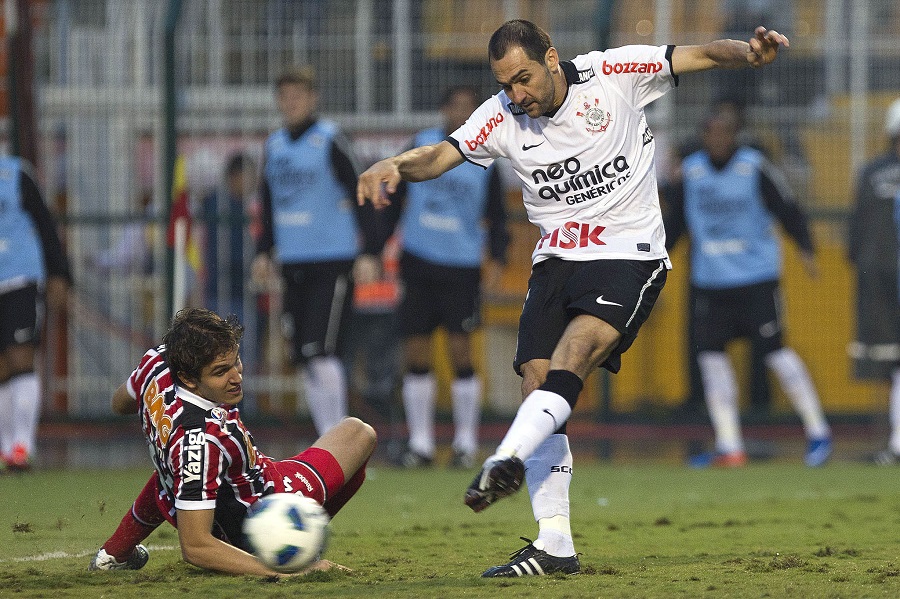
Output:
[747, 26, 789, 67]
[303, 559, 351, 574]
[357, 159, 400, 210]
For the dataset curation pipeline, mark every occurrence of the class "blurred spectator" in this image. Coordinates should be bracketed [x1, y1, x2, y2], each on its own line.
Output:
[664, 107, 832, 468]
[201, 153, 257, 318]
[201, 152, 262, 381]
[0, 157, 72, 472]
[345, 233, 402, 433]
[848, 98, 900, 464]
[252, 66, 380, 434]
[91, 190, 153, 275]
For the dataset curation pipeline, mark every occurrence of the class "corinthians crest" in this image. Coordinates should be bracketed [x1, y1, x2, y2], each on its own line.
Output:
[576, 98, 611, 133]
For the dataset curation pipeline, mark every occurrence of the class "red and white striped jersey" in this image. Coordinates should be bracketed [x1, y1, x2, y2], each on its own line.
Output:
[126, 346, 277, 516]
[449, 44, 676, 267]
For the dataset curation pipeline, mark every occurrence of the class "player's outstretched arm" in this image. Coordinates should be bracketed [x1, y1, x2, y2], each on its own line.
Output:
[177, 508, 287, 577]
[357, 140, 464, 209]
[671, 26, 789, 75]
[111, 383, 137, 415]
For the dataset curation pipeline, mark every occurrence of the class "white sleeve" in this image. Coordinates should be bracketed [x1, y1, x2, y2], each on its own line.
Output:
[593, 45, 676, 109]
[447, 95, 507, 168]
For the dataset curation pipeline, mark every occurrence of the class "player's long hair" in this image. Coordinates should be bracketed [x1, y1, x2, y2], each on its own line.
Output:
[488, 19, 552, 64]
[163, 308, 244, 386]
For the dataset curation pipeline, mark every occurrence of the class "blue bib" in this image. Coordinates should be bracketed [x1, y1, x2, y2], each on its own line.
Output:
[401, 128, 492, 267]
[683, 147, 780, 289]
[264, 121, 358, 263]
[0, 157, 44, 284]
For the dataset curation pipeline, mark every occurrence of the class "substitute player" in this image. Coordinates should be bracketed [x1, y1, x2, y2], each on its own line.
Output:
[90, 308, 376, 576]
[664, 107, 832, 468]
[252, 66, 380, 436]
[0, 156, 71, 472]
[358, 19, 789, 577]
[361, 85, 509, 469]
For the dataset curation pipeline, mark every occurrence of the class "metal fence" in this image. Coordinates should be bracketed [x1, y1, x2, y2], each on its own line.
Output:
[20, 0, 900, 418]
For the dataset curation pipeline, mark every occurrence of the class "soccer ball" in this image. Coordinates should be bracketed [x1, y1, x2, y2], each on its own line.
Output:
[242, 493, 331, 573]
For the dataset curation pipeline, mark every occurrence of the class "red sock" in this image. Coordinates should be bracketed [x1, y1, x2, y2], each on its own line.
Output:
[102, 473, 166, 561]
[323, 459, 368, 518]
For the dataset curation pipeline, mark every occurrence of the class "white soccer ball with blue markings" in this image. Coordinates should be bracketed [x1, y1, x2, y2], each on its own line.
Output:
[243, 493, 331, 573]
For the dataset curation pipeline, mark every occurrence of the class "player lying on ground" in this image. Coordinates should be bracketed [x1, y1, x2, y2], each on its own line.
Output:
[89, 308, 376, 576]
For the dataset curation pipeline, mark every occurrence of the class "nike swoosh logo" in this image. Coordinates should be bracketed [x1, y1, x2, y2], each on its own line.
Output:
[596, 295, 623, 307]
[542, 409, 558, 429]
[522, 141, 545, 151]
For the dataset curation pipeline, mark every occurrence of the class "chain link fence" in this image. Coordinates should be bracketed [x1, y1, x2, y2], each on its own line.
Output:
[21, 0, 900, 419]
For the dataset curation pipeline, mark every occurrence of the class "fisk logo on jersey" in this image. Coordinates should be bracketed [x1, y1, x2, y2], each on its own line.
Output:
[601, 60, 663, 75]
[536, 221, 606, 250]
[532, 155, 631, 204]
[465, 112, 505, 150]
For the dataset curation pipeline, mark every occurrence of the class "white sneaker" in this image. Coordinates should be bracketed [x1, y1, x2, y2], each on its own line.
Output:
[88, 545, 149, 571]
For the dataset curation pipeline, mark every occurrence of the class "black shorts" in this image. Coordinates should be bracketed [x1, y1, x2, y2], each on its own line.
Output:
[514, 258, 667, 375]
[281, 260, 354, 364]
[398, 252, 481, 337]
[0, 283, 41, 351]
[692, 279, 783, 354]
[852, 268, 900, 380]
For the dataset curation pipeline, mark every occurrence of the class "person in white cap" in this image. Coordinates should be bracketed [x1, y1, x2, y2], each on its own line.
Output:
[848, 97, 900, 464]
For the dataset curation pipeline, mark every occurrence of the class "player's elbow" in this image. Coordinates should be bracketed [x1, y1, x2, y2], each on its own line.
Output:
[180, 540, 214, 570]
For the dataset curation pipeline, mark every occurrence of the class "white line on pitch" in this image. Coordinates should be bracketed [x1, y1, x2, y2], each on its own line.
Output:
[0, 544, 179, 564]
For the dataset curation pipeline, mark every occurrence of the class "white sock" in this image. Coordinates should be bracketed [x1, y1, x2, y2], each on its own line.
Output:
[698, 351, 743, 454]
[766, 348, 831, 440]
[402, 372, 436, 457]
[0, 381, 13, 455]
[526, 434, 575, 557]
[11, 373, 40, 454]
[889, 368, 900, 454]
[303, 356, 348, 436]
[495, 390, 572, 462]
[451, 375, 481, 457]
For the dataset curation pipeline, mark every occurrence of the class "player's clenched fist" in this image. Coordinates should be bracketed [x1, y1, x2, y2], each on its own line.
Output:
[357, 159, 400, 209]
[747, 26, 789, 67]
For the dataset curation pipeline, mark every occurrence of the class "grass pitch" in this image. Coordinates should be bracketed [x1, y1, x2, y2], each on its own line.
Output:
[2, 462, 899, 598]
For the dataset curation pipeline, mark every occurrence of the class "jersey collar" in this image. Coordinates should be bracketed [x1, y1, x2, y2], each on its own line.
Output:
[177, 385, 219, 411]
[543, 61, 579, 119]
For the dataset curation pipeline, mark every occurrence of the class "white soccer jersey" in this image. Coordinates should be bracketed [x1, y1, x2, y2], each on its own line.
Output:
[449, 44, 676, 267]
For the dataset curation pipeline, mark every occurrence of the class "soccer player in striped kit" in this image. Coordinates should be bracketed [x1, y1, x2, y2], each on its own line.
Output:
[358, 19, 790, 577]
[0, 156, 71, 472]
[90, 308, 376, 575]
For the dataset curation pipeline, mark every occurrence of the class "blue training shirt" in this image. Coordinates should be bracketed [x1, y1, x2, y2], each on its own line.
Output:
[682, 146, 781, 289]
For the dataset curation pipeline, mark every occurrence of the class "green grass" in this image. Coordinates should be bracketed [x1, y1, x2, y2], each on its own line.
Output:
[2, 463, 900, 598]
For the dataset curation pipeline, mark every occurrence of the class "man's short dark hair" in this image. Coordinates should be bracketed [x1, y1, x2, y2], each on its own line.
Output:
[276, 65, 317, 91]
[440, 85, 479, 109]
[163, 308, 244, 385]
[488, 19, 553, 64]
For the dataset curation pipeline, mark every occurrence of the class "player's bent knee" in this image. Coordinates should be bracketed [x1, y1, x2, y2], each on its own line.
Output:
[340, 417, 378, 451]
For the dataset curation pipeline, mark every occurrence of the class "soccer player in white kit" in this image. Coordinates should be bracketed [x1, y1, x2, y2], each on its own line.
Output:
[357, 19, 789, 578]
